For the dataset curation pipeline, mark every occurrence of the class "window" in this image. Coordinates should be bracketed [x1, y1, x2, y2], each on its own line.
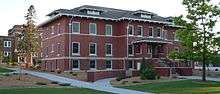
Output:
[164, 30, 167, 39]
[51, 44, 54, 53]
[128, 60, 133, 69]
[4, 41, 11, 47]
[72, 42, 80, 55]
[141, 14, 152, 19]
[57, 23, 61, 34]
[148, 27, 153, 37]
[137, 25, 143, 36]
[148, 45, 152, 54]
[72, 22, 80, 33]
[3, 51, 11, 57]
[105, 25, 112, 36]
[156, 27, 162, 38]
[89, 43, 97, 55]
[128, 25, 134, 35]
[72, 60, 80, 70]
[45, 47, 49, 57]
[106, 60, 112, 69]
[128, 45, 134, 55]
[89, 23, 97, 35]
[135, 45, 141, 54]
[87, 10, 100, 15]
[174, 32, 179, 41]
[90, 60, 96, 69]
[57, 43, 61, 55]
[51, 26, 54, 35]
[105, 43, 112, 56]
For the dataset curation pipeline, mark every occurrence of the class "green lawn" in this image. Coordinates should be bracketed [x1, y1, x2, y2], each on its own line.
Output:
[0, 67, 13, 73]
[0, 88, 111, 94]
[119, 80, 220, 94]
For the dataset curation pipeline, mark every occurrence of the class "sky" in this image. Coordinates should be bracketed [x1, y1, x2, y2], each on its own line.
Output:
[0, 0, 219, 36]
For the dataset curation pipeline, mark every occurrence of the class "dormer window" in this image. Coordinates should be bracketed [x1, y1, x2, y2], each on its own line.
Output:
[141, 14, 152, 19]
[87, 10, 100, 15]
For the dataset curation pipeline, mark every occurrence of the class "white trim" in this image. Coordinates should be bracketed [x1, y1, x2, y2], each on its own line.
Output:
[89, 23, 97, 35]
[89, 43, 97, 56]
[4, 41, 11, 48]
[3, 51, 11, 57]
[148, 26, 154, 38]
[128, 25, 134, 36]
[128, 44, 134, 56]
[51, 44, 54, 53]
[72, 42, 80, 56]
[105, 24, 113, 36]
[72, 21, 80, 34]
[51, 26, 55, 35]
[72, 59, 80, 70]
[135, 44, 142, 54]
[105, 43, 112, 56]
[156, 27, 162, 38]
[41, 57, 150, 61]
[137, 25, 143, 36]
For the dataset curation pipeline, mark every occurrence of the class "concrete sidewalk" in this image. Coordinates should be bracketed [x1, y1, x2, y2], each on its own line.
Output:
[178, 76, 220, 82]
[11, 69, 151, 94]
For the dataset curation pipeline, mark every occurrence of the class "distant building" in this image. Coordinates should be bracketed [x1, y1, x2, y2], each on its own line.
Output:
[39, 5, 193, 81]
[0, 36, 14, 63]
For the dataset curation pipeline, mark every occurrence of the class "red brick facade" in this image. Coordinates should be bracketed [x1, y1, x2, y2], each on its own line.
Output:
[39, 6, 193, 81]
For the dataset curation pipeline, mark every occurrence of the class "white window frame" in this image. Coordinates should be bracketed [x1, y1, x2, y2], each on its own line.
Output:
[51, 44, 54, 53]
[128, 44, 134, 56]
[105, 24, 112, 36]
[164, 30, 168, 40]
[72, 59, 80, 70]
[128, 25, 134, 36]
[72, 42, 80, 56]
[148, 45, 152, 54]
[4, 41, 11, 48]
[156, 27, 162, 38]
[90, 59, 97, 70]
[72, 22, 80, 34]
[51, 26, 54, 35]
[137, 25, 143, 36]
[89, 23, 97, 35]
[128, 60, 134, 70]
[3, 51, 11, 57]
[105, 43, 112, 56]
[148, 27, 154, 38]
[135, 45, 142, 54]
[106, 60, 112, 70]
[174, 32, 179, 41]
[89, 43, 97, 56]
[87, 10, 100, 15]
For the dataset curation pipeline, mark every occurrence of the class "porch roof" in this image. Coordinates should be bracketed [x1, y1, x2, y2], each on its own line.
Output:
[132, 38, 173, 44]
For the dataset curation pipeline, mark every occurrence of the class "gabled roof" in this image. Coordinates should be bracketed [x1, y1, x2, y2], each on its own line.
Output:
[40, 5, 178, 27]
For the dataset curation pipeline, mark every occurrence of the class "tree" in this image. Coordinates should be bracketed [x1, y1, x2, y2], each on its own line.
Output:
[17, 5, 40, 67]
[0, 40, 3, 64]
[170, 0, 220, 81]
[140, 57, 157, 80]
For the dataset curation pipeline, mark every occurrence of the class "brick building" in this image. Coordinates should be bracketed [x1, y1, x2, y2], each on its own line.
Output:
[39, 5, 193, 81]
[0, 36, 14, 63]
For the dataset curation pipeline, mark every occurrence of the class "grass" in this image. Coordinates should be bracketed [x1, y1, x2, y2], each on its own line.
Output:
[0, 67, 13, 73]
[119, 80, 220, 94]
[0, 88, 111, 94]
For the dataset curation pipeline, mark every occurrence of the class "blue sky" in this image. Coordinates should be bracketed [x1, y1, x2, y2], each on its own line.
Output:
[0, 0, 219, 36]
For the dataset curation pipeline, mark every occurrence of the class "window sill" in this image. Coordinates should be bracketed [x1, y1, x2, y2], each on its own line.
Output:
[106, 54, 112, 56]
[106, 68, 112, 70]
[72, 32, 80, 34]
[72, 53, 80, 56]
[89, 54, 97, 56]
[72, 68, 80, 71]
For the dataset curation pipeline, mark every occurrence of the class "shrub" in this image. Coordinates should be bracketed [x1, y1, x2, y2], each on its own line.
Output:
[3, 73, 10, 76]
[35, 65, 41, 70]
[69, 71, 73, 74]
[72, 73, 77, 76]
[140, 57, 157, 80]
[59, 83, 71, 86]
[116, 75, 126, 81]
[36, 82, 47, 85]
[51, 81, 59, 84]
[121, 81, 128, 84]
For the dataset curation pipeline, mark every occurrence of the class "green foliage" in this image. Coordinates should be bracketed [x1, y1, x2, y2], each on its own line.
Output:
[140, 57, 157, 80]
[170, 0, 220, 81]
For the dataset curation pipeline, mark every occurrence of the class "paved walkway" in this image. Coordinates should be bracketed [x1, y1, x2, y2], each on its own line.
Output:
[12, 69, 151, 94]
[178, 76, 220, 82]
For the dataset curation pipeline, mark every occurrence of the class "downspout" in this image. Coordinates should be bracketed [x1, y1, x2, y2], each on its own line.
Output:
[125, 20, 132, 70]
[69, 16, 74, 71]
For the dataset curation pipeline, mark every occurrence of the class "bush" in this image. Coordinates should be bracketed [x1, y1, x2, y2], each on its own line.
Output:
[35, 65, 41, 70]
[59, 83, 71, 86]
[36, 82, 47, 85]
[140, 68, 157, 80]
[3, 73, 10, 76]
[51, 81, 59, 84]
[116, 75, 126, 81]
[140, 57, 157, 80]
[56, 69, 61, 74]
